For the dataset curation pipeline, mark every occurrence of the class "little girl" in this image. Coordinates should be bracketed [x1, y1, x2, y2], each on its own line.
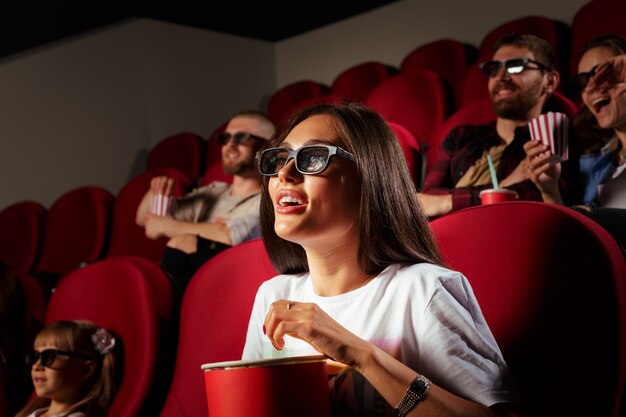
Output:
[15, 320, 119, 417]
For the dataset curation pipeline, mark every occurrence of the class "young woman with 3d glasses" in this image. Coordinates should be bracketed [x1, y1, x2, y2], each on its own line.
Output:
[243, 102, 521, 417]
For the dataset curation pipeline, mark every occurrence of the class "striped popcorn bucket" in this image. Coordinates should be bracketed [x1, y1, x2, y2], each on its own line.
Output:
[528, 111, 569, 162]
[149, 193, 175, 216]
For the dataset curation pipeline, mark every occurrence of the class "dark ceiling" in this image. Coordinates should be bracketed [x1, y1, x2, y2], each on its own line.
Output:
[0, 0, 400, 59]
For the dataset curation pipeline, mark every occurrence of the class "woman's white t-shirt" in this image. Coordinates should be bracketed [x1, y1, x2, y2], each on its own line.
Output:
[242, 263, 518, 415]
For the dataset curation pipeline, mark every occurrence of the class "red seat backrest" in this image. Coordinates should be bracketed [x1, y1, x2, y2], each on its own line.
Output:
[45, 258, 162, 417]
[147, 132, 206, 183]
[281, 94, 345, 124]
[331, 61, 397, 103]
[159, 239, 278, 417]
[430, 202, 626, 417]
[478, 15, 568, 64]
[107, 168, 192, 263]
[570, 2, 626, 75]
[388, 121, 423, 189]
[0, 201, 46, 274]
[35, 186, 113, 276]
[401, 38, 478, 110]
[366, 71, 451, 152]
[267, 80, 330, 126]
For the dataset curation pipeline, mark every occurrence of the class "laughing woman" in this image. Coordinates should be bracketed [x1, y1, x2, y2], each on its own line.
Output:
[242, 102, 520, 417]
[524, 34, 626, 252]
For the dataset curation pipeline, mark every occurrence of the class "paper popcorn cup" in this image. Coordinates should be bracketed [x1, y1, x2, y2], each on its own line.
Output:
[202, 355, 330, 417]
[528, 112, 569, 162]
[149, 193, 174, 216]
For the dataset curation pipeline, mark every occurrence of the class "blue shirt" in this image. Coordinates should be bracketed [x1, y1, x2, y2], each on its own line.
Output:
[579, 139, 619, 206]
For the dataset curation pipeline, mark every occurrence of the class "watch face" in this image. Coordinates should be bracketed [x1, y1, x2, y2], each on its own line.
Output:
[413, 378, 428, 391]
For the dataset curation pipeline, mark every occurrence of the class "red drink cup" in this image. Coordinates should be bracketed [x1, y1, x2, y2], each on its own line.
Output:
[202, 355, 330, 417]
[479, 188, 518, 205]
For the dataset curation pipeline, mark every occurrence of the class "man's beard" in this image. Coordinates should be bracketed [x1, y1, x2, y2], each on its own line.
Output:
[223, 157, 255, 175]
[491, 79, 543, 121]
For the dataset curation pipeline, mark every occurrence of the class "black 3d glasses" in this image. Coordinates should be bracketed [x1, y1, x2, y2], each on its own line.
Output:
[479, 58, 550, 77]
[30, 349, 95, 367]
[257, 145, 355, 176]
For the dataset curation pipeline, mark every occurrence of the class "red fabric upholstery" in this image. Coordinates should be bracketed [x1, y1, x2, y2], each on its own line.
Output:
[0, 201, 46, 274]
[147, 132, 206, 183]
[17, 273, 46, 333]
[331, 61, 397, 102]
[282, 94, 345, 124]
[159, 239, 278, 417]
[366, 71, 450, 152]
[428, 91, 578, 175]
[267, 80, 330, 126]
[459, 61, 489, 109]
[430, 202, 626, 417]
[35, 186, 113, 276]
[106, 255, 175, 413]
[478, 15, 569, 63]
[45, 258, 162, 417]
[388, 121, 423, 189]
[106, 256, 173, 331]
[400, 38, 478, 110]
[107, 168, 192, 263]
[570, 2, 626, 75]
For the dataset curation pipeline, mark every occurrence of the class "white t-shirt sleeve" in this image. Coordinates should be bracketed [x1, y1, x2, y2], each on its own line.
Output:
[414, 272, 517, 407]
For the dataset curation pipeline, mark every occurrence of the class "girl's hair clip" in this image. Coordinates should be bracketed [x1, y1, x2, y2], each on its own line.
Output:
[92, 327, 116, 355]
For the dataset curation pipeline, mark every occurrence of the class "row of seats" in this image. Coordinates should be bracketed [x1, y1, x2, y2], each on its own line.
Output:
[269, 0, 626, 122]
[0, 167, 194, 286]
[10, 202, 626, 417]
[147, 3, 626, 190]
[0, 116, 426, 287]
[4, 1, 623, 284]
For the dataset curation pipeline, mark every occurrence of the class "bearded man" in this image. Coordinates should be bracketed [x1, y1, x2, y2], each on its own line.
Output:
[417, 33, 578, 218]
[136, 110, 275, 295]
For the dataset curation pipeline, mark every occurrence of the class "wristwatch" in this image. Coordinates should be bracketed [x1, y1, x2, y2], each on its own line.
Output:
[392, 375, 431, 417]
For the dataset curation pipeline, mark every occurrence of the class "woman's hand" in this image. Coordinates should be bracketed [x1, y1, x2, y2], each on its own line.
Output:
[264, 299, 371, 368]
[586, 54, 626, 99]
[523, 140, 563, 204]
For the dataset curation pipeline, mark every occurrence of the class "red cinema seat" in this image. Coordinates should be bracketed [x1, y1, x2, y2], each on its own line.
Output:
[401, 38, 478, 110]
[35, 186, 113, 278]
[45, 258, 164, 417]
[0, 201, 46, 275]
[430, 202, 626, 417]
[366, 71, 451, 155]
[107, 168, 192, 263]
[331, 61, 397, 103]
[267, 80, 330, 126]
[147, 132, 206, 184]
[388, 121, 424, 189]
[159, 239, 277, 417]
